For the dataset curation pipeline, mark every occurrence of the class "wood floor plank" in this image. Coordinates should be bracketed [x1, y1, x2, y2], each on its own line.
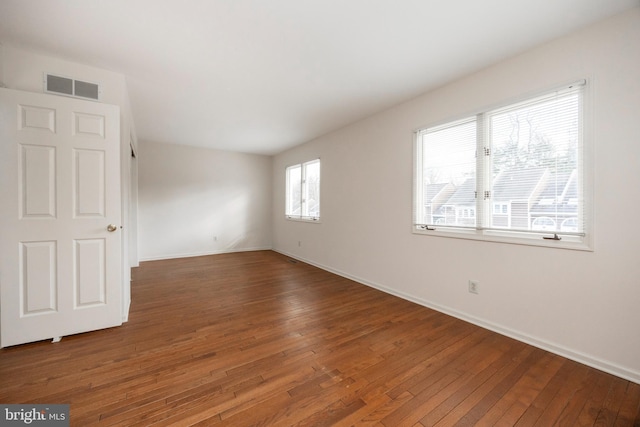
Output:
[594, 377, 634, 426]
[432, 341, 533, 426]
[0, 250, 638, 426]
[554, 368, 605, 426]
[483, 351, 562, 425]
[576, 372, 618, 425]
[613, 382, 640, 426]
[530, 361, 592, 426]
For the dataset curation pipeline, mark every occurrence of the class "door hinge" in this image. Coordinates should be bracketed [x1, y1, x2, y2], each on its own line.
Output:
[484, 191, 491, 200]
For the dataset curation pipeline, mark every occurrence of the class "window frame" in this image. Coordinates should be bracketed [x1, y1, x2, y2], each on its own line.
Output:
[285, 158, 321, 222]
[413, 80, 593, 251]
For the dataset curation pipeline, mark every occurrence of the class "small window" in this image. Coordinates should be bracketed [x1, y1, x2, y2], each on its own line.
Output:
[493, 202, 509, 214]
[286, 159, 320, 221]
[414, 80, 589, 249]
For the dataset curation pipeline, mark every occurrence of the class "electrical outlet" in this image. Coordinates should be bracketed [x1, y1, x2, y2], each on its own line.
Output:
[468, 280, 479, 294]
[213, 236, 218, 242]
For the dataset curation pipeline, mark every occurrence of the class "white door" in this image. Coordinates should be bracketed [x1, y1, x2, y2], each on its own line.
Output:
[0, 88, 122, 347]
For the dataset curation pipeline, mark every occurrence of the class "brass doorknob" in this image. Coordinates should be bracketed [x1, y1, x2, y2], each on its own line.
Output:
[107, 224, 118, 232]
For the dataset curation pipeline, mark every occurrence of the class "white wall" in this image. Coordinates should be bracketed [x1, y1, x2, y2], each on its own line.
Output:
[138, 141, 272, 261]
[1, 44, 138, 320]
[273, 9, 640, 383]
[0, 43, 5, 86]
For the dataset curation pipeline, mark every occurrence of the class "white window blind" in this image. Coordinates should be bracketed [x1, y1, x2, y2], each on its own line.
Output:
[415, 118, 477, 229]
[286, 164, 302, 217]
[414, 81, 587, 246]
[286, 159, 320, 221]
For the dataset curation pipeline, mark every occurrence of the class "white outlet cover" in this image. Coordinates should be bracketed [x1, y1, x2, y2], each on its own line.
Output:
[468, 280, 479, 294]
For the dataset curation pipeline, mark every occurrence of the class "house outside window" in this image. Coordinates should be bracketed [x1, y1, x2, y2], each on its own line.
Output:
[286, 159, 320, 221]
[413, 81, 590, 249]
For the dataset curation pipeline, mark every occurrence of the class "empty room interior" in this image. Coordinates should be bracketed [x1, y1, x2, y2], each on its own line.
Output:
[1, 0, 639, 425]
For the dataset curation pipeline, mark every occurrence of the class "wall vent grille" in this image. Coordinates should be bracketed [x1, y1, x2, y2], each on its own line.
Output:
[44, 74, 101, 101]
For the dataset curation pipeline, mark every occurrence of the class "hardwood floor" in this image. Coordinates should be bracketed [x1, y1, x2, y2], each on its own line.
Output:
[1, 250, 639, 426]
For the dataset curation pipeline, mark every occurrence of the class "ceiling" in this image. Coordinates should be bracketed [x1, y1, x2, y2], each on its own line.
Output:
[1, 0, 637, 155]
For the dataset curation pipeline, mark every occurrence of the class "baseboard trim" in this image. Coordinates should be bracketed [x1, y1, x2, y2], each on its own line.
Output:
[274, 249, 640, 385]
[139, 246, 273, 262]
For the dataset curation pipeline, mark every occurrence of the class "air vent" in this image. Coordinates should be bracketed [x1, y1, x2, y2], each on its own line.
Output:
[44, 73, 101, 101]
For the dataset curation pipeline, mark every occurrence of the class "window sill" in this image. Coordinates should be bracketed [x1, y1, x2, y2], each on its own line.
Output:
[285, 216, 322, 224]
[412, 226, 592, 251]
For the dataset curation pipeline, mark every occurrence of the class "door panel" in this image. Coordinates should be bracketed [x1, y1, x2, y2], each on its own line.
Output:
[18, 105, 56, 133]
[21, 144, 56, 217]
[73, 149, 105, 217]
[72, 112, 105, 138]
[20, 241, 57, 315]
[74, 238, 106, 307]
[0, 88, 122, 347]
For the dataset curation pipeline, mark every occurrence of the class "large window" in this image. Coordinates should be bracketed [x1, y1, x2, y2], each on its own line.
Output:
[286, 159, 320, 221]
[414, 81, 589, 248]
